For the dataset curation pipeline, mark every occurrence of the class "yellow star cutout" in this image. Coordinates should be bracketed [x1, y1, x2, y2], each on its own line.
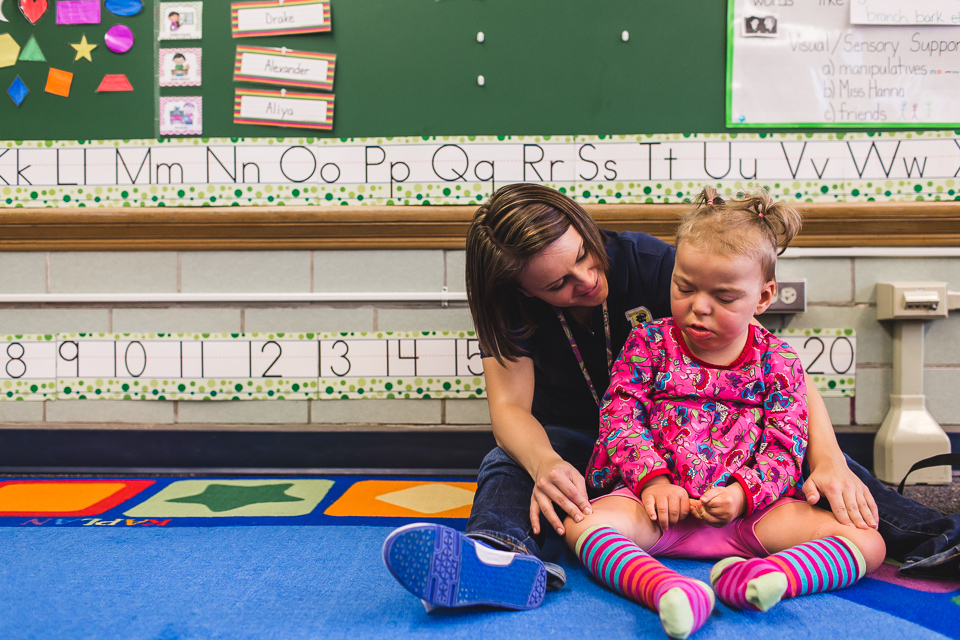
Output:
[70, 35, 97, 62]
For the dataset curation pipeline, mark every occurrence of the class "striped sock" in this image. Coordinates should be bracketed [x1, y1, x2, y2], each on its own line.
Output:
[710, 536, 867, 612]
[576, 526, 714, 639]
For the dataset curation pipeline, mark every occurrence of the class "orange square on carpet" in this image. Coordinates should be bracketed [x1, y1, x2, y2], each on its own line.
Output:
[0, 480, 154, 516]
[324, 480, 476, 518]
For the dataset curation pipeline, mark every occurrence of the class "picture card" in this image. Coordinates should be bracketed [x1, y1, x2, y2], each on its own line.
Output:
[231, 0, 330, 37]
[160, 48, 201, 87]
[159, 96, 202, 136]
[158, 1, 202, 40]
[234, 46, 334, 90]
[233, 88, 333, 130]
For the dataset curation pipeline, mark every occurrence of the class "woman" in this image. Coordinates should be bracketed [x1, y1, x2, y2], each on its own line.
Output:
[382, 184, 958, 611]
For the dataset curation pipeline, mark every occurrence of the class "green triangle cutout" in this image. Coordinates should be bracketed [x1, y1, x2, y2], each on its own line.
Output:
[19, 36, 45, 62]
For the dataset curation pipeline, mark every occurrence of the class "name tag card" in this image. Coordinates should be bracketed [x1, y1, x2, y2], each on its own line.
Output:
[231, 0, 331, 38]
[234, 46, 335, 91]
[234, 88, 334, 130]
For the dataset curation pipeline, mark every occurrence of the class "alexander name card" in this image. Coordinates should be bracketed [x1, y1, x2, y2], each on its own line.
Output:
[234, 46, 336, 90]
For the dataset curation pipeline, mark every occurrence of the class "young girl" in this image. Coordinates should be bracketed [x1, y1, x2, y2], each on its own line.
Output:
[562, 188, 886, 639]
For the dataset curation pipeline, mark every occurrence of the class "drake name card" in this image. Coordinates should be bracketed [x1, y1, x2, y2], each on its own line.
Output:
[231, 0, 331, 37]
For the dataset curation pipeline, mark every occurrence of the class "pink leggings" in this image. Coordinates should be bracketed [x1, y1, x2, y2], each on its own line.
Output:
[594, 486, 804, 559]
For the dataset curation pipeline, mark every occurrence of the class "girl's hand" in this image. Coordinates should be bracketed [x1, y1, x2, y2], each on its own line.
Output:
[803, 457, 879, 529]
[529, 459, 593, 536]
[690, 485, 746, 526]
[639, 476, 690, 530]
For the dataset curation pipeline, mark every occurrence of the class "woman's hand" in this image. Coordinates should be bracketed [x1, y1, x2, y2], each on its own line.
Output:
[804, 456, 879, 529]
[530, 458, 593, 536]
[690, 485, 746, 527]
[639, 476, 690, 530]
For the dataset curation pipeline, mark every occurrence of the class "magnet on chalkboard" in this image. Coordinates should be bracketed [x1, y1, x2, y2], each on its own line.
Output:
[18, 0, 47, 25]
[105, 24, 134, 53]
[96, 74, 133, 92]
[0, 0, 8, 22]
[19, 35, 45, 61]
[104, 0, 142, 17]
[7, 75, 27, 106]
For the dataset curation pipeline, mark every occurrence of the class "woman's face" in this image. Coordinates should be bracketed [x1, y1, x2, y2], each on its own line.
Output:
[516, 226, 608, 308]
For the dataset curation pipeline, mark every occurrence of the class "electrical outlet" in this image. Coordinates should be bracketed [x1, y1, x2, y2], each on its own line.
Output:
[876, 282, 949, 320]
[766, 280, 806, 314]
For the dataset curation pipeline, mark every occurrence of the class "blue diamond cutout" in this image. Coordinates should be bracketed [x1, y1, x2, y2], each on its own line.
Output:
[7, 77, 28, 107]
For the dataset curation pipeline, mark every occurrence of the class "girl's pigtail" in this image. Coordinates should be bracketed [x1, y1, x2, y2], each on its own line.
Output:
[762, 197, 802, 255]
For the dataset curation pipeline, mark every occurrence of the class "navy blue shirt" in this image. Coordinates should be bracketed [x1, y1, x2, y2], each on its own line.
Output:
[513, 230, 675, 432]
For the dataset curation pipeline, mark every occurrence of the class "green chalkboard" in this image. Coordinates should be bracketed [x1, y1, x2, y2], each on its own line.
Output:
[1, 0, 733, 140]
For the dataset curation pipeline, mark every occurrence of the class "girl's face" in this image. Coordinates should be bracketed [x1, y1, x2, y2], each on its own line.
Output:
[517, 226, 608, 309]
[670, 241, 775, 365]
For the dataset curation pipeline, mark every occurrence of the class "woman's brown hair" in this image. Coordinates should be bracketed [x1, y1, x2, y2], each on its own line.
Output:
[675, 187, 802, 282]
[466, 184, 609, 365]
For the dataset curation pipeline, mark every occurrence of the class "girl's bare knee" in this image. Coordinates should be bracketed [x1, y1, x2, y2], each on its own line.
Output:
[841, 527, 886, 574]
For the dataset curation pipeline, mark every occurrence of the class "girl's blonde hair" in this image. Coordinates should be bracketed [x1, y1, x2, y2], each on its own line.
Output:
[675, 187, 802, 282]
[466, 184, 610, 364]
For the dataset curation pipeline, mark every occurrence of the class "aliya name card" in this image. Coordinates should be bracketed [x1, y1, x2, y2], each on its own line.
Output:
[234, 88, 334, 130]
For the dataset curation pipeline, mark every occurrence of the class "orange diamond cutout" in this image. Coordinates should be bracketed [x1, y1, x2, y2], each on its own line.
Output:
[0, 480, 154, 516]
[324, 480, 476, 518]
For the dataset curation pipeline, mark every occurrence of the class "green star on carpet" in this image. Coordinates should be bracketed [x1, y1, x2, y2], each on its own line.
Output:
[167, 483, 305, 512]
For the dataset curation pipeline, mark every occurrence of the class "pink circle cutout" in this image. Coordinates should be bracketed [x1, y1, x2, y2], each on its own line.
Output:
[105, 25, 135, 54]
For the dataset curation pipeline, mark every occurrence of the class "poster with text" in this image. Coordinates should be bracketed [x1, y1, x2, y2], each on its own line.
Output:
[728, 0, 960, 127]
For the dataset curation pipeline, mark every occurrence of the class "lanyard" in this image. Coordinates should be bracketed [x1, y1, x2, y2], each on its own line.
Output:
[555, 300, 612, 406]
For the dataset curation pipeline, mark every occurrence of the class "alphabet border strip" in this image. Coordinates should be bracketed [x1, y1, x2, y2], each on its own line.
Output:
[2, 131, 959, 208]
[0, 329, 853, 401]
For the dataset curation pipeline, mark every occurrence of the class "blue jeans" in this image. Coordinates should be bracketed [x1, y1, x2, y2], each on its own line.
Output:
[465, 425, 596, 557]
[844, 454, 959, 577]
[466, 431, 959, 576]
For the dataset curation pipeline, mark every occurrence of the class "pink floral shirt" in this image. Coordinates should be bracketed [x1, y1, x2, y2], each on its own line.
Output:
[587, 318, 808, 515]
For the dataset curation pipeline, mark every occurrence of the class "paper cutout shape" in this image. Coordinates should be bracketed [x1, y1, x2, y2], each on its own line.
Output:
[96, 73, 132, 92]
[159, 47, 200, 87]
[231, 0, 331, 38]
[19, 35, 44, 61]
[56, 0, 100, 24]
[0, 33, 18, 68]
[18, 0, 47, 24]
[158, 2, 202, 40]
[45, 67, 72, 97]
[159, 96, 202, 135]
[0, 0, 9, 22]
[104, 0, 141, 16]
[7, 75, 27, 105]
[104, 24, 133, 53]
[234, 46, 335, 91]
[70, 33, 96, 61]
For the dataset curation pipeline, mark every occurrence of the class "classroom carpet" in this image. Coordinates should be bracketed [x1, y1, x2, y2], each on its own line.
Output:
[0, 476, 958, 640]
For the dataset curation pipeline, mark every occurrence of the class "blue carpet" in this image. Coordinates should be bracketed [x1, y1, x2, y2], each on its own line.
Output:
[0, 526, 955, 640]
[0, 476, 956, 639]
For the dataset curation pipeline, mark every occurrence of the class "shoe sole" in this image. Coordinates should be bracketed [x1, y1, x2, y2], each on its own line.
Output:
[382, 523, 547, 610]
